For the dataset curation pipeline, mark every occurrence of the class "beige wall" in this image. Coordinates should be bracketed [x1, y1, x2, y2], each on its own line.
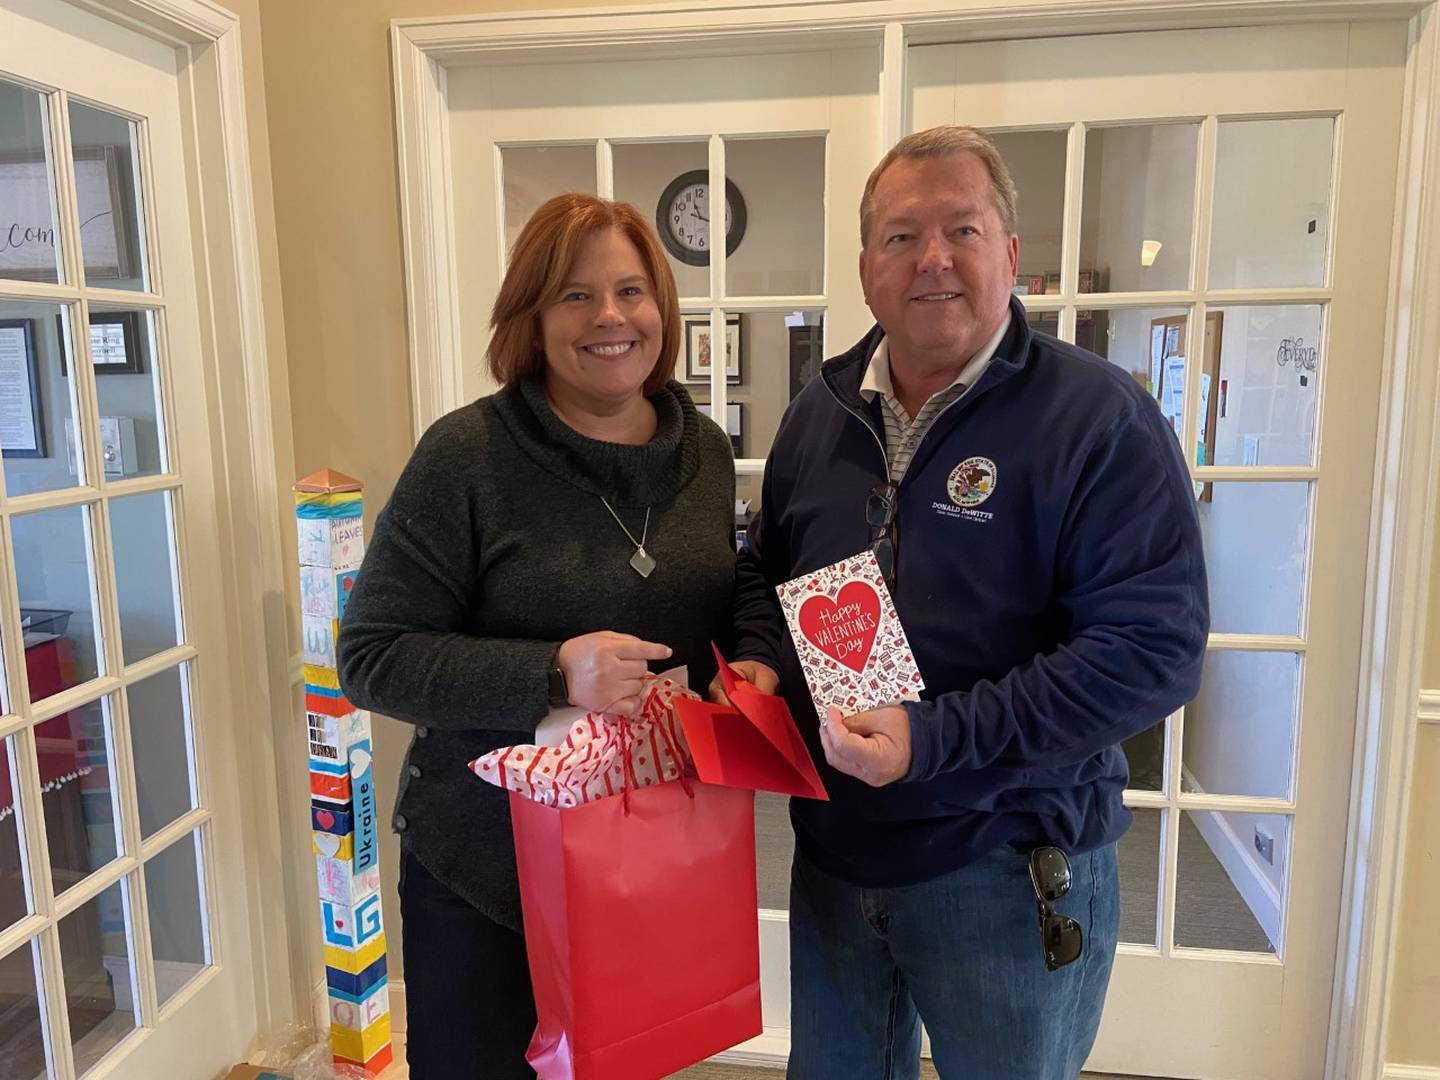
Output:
[209, 0, 318, 1025]
[1386, 494, 1440, 1068]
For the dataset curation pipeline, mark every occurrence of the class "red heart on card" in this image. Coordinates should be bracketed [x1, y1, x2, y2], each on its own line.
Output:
[316, 810, 336, 831]
[799, 581, 881, 674]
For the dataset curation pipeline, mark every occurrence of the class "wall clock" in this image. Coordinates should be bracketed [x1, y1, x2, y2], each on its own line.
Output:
[656, 170, 747, 266]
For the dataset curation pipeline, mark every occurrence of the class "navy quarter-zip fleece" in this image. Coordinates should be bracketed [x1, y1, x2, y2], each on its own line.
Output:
[731, 295, 1210, 886]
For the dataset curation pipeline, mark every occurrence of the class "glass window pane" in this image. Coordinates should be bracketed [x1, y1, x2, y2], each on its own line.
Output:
[110, 490, 182, 664]
[1122, 717, 1167, 792]
[1176, 810, 1286, 954]
[14, 504, 104, 697]
[501, 144, 596, 262]
[90, 305, 166, 479]
[992, 130, 1067, 297]
[613, 141, 711, 299]
[755, 792, 791, 911]
[42, 697, 121, 893]
[1182, 650, 1298, 800]
[689, 310, 822, 463]
[1088, 306, 1189, 445]
[724, 136, 823, 296]
[67, 102, 148, 292]
[0, 81, 63, 285]
[1204, 305, 1322, 468]
[0, 937, 49, 1080]
[1080, 123, 1198, 294]
[1200, 482, 1309, 637]
[736, 472, 761, 554]
[144, 830, 209, 1008]
[1210, 117, 1334, 290]
[1024, 305, 1061, 342]
[0, 301, 86, 495]
[128, 665, 195, 839]
[1118, 806, 1162, 947]
[59, 880, 136, 1074]
[0, 738, 31, 933]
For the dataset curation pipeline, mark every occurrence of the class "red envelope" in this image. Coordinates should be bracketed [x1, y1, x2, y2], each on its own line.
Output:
[671, 644, 828, 801]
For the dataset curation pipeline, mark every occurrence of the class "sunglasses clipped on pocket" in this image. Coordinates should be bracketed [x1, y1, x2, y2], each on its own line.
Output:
[1029, 846, 1083, 972]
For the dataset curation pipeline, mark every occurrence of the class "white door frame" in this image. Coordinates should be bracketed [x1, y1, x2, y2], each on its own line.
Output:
[390, 4, 1440, 1078]
[53, 0, 307, 1054]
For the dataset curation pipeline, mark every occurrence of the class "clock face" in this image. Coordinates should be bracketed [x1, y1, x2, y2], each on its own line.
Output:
[656, 172, 747, 266]
[665, 181, 732, 254]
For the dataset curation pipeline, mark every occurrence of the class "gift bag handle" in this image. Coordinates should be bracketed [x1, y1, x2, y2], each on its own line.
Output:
[651, 707, 695, 799]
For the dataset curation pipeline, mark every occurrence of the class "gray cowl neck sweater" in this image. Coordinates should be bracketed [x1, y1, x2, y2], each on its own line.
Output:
[338, 375, 737, 929]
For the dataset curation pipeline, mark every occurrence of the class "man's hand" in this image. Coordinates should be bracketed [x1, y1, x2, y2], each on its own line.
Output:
[707, 660, 780, 705]
[819, 704, 912, 787]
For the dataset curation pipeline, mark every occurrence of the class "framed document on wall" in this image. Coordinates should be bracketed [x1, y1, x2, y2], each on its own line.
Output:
[0, 320, 46, 458]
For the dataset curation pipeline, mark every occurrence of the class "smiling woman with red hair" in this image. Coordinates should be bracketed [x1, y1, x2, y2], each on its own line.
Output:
[337, 193, 744, 1079]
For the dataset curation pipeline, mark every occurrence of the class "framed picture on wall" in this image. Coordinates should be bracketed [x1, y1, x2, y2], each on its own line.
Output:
[684, 315, 741, 384]
[56, 310, 144, 376]
[0, 320, 47, 458]
[697, 401, 744, 457]
[0, 146, 135, 281]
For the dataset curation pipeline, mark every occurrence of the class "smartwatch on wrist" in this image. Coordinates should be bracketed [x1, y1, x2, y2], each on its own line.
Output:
[547, 655, 570, 708]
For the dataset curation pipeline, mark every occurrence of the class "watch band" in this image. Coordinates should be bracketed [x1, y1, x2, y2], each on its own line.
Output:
[547, 663, 570, 709]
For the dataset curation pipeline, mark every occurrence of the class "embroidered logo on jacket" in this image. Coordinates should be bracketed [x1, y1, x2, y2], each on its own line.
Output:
[947, 457, 998, 508]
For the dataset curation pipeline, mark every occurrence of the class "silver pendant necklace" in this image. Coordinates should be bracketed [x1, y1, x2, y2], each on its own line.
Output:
[599, 498, 656, 578]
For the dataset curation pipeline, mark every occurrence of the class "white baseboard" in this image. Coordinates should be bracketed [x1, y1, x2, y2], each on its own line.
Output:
[715, 1027, 789, 1068]
[1181, 767, 1283, 951]
[1385, 1066, 1440, 1080]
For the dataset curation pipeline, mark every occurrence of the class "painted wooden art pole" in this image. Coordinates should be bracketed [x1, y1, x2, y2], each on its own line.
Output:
[295, 469, 393, 1076]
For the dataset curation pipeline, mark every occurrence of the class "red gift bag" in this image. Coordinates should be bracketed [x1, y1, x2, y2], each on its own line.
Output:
[510, 776, 761, 1080]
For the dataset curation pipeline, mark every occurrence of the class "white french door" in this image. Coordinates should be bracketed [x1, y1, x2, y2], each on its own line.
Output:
[433, 14, 1407, 1079]
[909, 20, 1407, 1079]
[0, 1, 260, 1076]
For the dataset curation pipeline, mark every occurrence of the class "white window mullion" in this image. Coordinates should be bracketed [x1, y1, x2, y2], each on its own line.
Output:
[1160, 708, 1185, 957]
[718, 294, 827, 311]
[51, 93, 103, 495]
[596, 138, 614, 199]
[1059, 121, 1085, 343]
[125, 848, 161, 1028]
[128, 116, 158, 296]
[5, 726, 56, 923]
[709, 135, 728, 419]
[490, 143, 508, 279]
[1208, 633, 1308, 653]
[881, 22, 906, 148]
[1182, 117, 1220, 480]
[36, 926, 76, 1080]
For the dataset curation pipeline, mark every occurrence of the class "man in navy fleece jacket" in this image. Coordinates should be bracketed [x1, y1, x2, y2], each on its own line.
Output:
[720, 127, 1209, 1079]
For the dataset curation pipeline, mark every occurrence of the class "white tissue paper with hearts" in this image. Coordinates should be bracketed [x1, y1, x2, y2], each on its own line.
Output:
[469, 673, 696, 808]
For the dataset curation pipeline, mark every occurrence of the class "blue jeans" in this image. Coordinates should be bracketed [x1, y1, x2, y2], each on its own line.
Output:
[788, 842, 1120, 1080]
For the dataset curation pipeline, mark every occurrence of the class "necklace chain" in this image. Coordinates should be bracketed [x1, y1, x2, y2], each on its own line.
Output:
[599, 498, 656, 578]
[599, 498, 649, 549]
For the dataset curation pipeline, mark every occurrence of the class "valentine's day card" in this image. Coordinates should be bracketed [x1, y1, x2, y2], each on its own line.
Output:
[776, 551, 924, 717]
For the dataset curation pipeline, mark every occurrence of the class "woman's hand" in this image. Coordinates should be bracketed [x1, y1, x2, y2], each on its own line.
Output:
[707, 660, 780, 706]
[556, 631, 673, 715]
